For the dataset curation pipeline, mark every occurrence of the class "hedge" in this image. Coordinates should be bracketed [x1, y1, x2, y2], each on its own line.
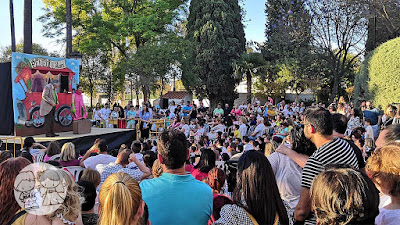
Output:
[354, 37, 400, 109]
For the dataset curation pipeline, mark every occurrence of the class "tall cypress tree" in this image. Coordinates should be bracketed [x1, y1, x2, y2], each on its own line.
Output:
[263, 0, 310, 61]
[187, 0, 246, 108]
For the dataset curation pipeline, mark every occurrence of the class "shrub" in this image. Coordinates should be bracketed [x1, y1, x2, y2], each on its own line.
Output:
[368, 37, 400, 109]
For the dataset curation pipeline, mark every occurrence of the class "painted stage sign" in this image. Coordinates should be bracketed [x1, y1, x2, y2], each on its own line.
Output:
[11, 52, 80, 136]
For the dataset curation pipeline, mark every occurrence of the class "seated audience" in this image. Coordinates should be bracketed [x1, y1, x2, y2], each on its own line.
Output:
[310, 167, 379, 225]
[77, 180, 98, 225]
[215, 150, 292, 225]
[59, 142, 81, 167]
[80, 168, 101, 189]
[366, 143, 400, 225]
[0, 158, 31, 225]
[191, 148, 216, 181]
[11, 168, 84, 225]
[140, 130, 213, 225]
[80, 139, 116, 169]
[98, 149, 151, 182]
[0, 150, 12, 163]
[151, 159, 163, 178]
[98, 172, 145, 225]
[205, 168, 233, 224]
[20, 136, 46, 162]
[44, 141, 61, 162]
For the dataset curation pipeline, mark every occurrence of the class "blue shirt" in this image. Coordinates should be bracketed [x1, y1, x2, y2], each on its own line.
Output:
[182, 106, 192, 117]
[140, 172, 213, 225]
[363, 108, 381, 125]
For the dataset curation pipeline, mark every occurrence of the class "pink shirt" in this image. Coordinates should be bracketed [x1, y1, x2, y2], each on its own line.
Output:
[191, 169, 208, 181]
[230, 109, 242, 116]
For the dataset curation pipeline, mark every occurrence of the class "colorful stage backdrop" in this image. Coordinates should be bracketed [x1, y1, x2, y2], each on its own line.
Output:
[11, 52, 80, 136]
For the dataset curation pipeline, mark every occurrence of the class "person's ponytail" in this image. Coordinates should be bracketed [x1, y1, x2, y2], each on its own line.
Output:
[99, 172, 142, 225]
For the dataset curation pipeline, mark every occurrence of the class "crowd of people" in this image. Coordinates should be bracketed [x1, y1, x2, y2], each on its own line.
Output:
[0, 97, 400, 225]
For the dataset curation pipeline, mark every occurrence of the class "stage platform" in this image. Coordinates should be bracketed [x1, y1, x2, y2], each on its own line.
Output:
[0, 128, 137, 155]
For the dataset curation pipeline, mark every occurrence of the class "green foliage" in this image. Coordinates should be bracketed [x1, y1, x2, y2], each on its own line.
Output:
[353, 51, 374, 107]
[368, 37, 400, 108]
[263, 0, 311, 61]
[0, 42, 59, 63]
[187, 0, 246, 108]
[40, 0, 188, 101]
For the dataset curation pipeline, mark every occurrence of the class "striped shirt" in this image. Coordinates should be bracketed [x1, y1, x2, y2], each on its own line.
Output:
[301, 138, 359, 225]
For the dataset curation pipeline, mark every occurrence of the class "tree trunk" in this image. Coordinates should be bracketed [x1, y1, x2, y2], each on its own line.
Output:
[246, 71, 252, 104]
[9, 0, 16, 52]
[209, 96, 218, 112]
[136, 90, 140, 106]
[329, 72, 340, 103]
[90, 91, 93, 109]
[23, 0, 32, 54]
[66, 0, 72, 58]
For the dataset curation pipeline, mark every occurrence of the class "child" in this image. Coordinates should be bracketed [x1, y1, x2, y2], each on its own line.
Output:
[365, 118, 374, 140]
[233, 124, 239, 138]
[126, 107, 136, 129]
[363, 138, 375, 159]
[366, 143, 400, 225]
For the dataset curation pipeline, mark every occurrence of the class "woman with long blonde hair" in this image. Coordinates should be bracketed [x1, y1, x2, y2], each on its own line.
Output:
[98, 172, 145, 225]
[59, 142, 80, 167]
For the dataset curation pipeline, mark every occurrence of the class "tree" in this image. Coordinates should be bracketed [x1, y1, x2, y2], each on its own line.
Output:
[366, 37, 400, 108]
[233, 50, 266, 104]
[0, 42, 57, 63]
[80, 52, 107, 108]
[187, 0, 246, 109]
[23, 0, 32, 54]
[261, 0, 314, 101]
[40, 0, 188, 101]
[263, 0, 311, 61]
[9, 0, 16, 52]
[306, 0, 368, 102]
[357, 0, 400, 51]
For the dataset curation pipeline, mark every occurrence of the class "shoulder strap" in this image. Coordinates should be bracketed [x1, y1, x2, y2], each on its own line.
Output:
[244, 209, 259, 225]
[244, 210, 279, 225]
[8, 210, 27, 225]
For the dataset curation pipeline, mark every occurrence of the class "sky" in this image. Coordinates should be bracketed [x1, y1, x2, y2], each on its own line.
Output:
[0, 0, 266, 54]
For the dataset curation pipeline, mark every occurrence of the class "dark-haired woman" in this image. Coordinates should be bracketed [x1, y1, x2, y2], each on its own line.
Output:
[0, 158, 31, 225]
[191, 149, 216, 181]
[20, 137, 46, 162]
[214, 150, 292, 225]
[43, 141, 61, 162]
[268, 126, 316, 215]
[139, 105, 152, 139]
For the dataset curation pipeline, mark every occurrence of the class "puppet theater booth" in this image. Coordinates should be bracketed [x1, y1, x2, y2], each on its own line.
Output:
[0, 53, 136, 153]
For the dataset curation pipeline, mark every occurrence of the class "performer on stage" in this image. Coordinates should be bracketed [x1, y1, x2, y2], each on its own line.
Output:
[40, 80, 60, 137]
[71, 85, 88, 120]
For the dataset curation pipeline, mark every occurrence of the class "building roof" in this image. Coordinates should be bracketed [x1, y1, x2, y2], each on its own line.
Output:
[161, 91, 190, 99]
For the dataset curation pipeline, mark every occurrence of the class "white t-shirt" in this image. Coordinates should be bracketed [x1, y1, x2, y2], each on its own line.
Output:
[84, 154, 117, 170]
[239, 104, 247, 111]
[239, 124, 247, 139]
[268, 152, 302, 213]
[253, 123, 266, 138]
[100, 108, 111, 120]
[182, 124, 190, 138]
[365, 125, 374, 139]
[375, 208, 400, 225]
[244, 143, 253, 151]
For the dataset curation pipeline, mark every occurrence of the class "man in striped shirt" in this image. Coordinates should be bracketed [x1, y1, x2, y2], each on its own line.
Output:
[278, 107, 359, 224]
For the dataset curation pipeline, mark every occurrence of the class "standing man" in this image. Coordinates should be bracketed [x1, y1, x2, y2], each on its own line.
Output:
[100, 103, 111, 128]
[40, 80, 60, 137]
[363, 101, 382, 138]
